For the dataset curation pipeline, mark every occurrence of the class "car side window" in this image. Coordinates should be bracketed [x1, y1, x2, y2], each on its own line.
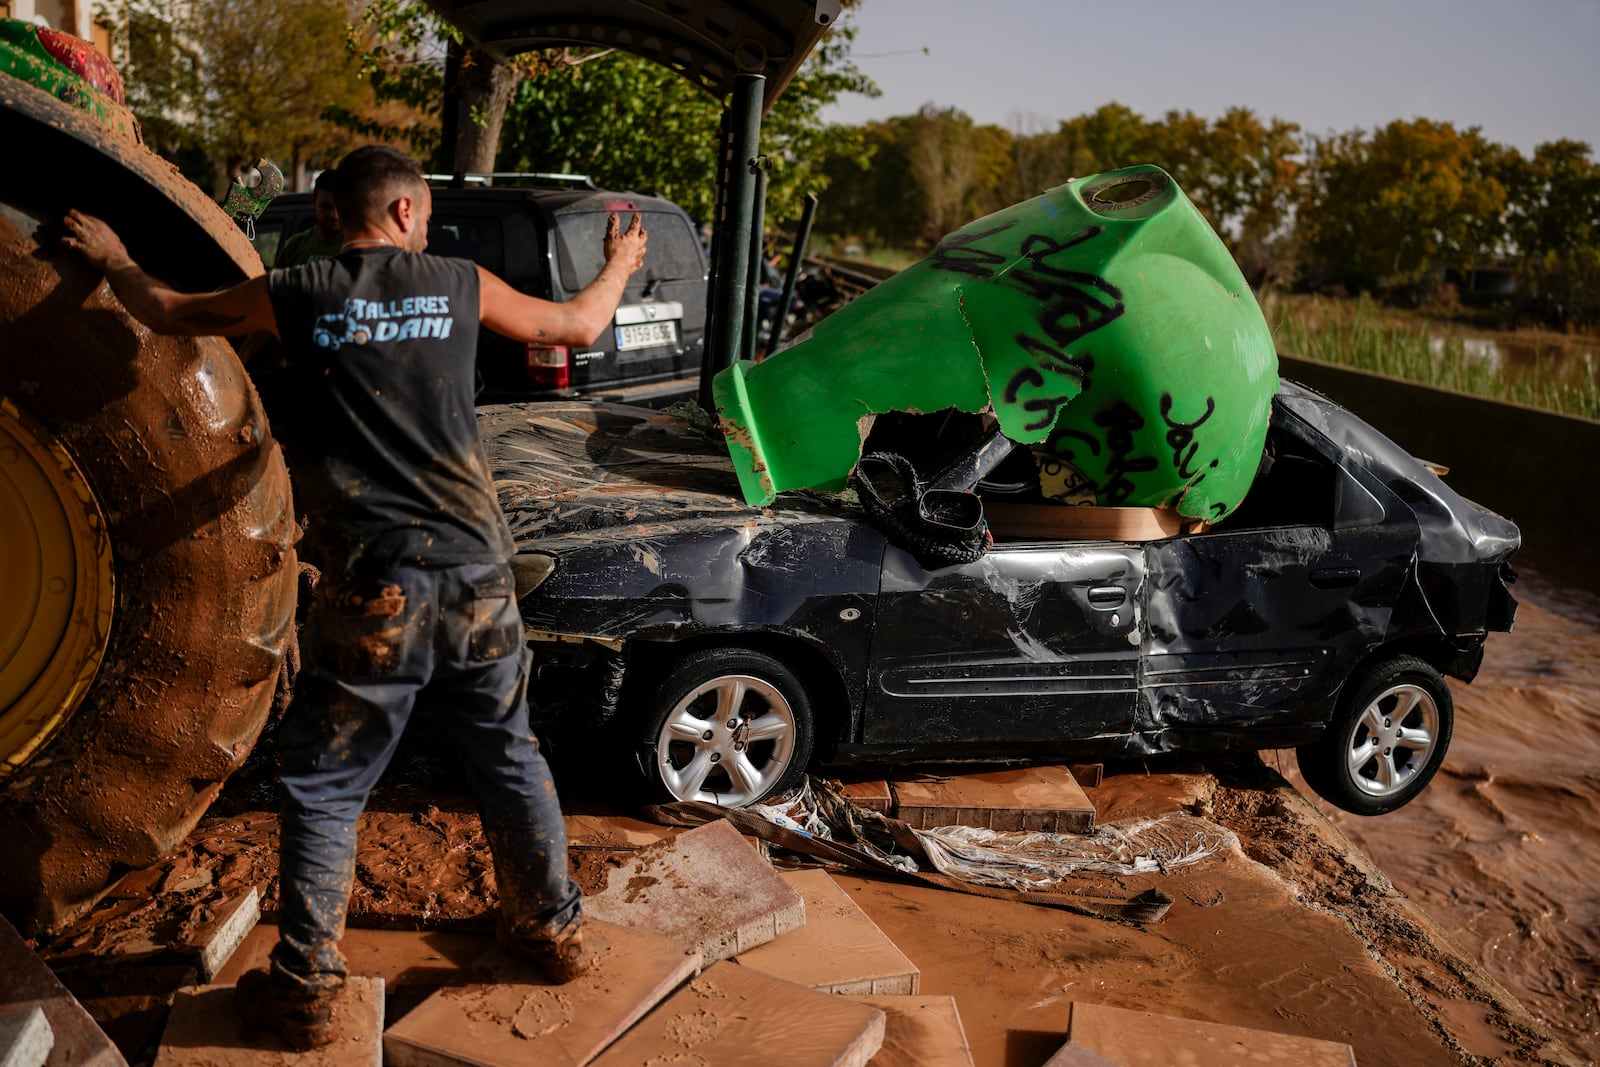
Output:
[1211, 430, 1337, 530]
[427, 214, 506, 274]
[554, 210, 704, 292]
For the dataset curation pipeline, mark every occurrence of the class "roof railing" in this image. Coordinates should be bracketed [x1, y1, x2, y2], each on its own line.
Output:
[421, 172, 597, 190]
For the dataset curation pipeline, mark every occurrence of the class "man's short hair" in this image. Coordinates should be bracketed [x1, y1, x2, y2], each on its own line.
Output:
[311, 169, 337, 198]
[332, 146, 425, 227]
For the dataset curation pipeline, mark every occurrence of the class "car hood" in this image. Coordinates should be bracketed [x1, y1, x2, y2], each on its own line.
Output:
[479, 402, 845, 550]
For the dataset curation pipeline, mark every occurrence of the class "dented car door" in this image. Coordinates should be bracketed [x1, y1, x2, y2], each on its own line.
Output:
[862, 542, 1144, 746]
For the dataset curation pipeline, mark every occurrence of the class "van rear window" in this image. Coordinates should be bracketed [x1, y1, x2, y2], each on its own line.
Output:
[554, 210, 704, 292]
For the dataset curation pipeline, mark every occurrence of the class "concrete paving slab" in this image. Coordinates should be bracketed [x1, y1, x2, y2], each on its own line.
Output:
[382, 919, 700, 1067]
[213, 925, 491, 1025]
[0, 914, 126, 1067]
[152, 976, 383, 1066]
[0, 1006, 53, 1067]
[592, 961, 885, 1067]
[178, 888, 259, 981]
[849, 995, 973, 1066]
[564, 814, 678, 849]
[838, 780, 893, 813]
[891, 766, 1096, 833]
[1059, 1002, 1357, 1066]
[583, 819, 805, 961]
[1038, 1041, 1122, 1067]
[735, 871, 918, 995]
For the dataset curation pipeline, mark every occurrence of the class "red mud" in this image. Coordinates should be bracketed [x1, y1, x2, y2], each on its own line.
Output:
[1279, 568, 1600, 1061]
[33, 570, 1596, 1067]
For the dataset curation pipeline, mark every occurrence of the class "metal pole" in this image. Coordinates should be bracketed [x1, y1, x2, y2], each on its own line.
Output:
[698, 73, 764, 411]
[699, 108, 732, 410]
[769, 192, 818, 352]
[742, 164, 768, 362]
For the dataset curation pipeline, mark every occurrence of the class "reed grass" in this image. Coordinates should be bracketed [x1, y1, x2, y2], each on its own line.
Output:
[1262, 293, 1600, 421]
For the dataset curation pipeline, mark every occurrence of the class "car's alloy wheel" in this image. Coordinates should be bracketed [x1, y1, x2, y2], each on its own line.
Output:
[1344, 682, 1440, 797]
[1297, 655, 1454, 816]
[643, 649, 814, 806]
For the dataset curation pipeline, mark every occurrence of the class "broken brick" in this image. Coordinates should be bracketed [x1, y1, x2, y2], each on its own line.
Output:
[152, 977, 382, 1066]
[892, 766, 1095, 833]
[382, 920, 699, 1067]
[591, 961, 885, 1067]
[736, 870, 918, 995]
[583, 819, 804, 960]
[1058, 1002, 1357, 1066]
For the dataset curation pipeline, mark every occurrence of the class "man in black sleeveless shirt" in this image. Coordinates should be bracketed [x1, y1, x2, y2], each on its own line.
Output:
[63, 145, 647, 1050]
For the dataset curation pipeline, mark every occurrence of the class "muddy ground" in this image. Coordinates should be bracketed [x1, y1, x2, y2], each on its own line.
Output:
[37, 568, 1595, 1067]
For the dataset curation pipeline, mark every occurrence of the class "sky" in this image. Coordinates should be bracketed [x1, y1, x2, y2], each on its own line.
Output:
[819, 0, 1600, 155]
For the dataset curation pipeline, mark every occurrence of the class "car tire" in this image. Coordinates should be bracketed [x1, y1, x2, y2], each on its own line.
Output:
[1296, 655, 1454, 816]
[640, 648, 814, 806]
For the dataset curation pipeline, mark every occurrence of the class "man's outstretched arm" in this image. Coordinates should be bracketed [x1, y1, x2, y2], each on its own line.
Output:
[61, 210, 278, 338]
[478, 212, 647, 346]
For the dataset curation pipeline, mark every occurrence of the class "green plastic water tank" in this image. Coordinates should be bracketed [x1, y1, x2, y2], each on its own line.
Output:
[714, 164, 1279, 521]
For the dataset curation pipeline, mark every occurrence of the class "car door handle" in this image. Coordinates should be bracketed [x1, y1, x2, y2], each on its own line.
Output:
[1087, 586, 1127, 608]
[1310, 566, 1361, 588]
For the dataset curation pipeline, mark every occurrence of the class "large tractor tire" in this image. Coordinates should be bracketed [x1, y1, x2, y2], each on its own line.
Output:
[0, 74, 297, 935]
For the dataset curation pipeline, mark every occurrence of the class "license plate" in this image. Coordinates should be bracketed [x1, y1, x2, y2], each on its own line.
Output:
[616, 320, 678, 351]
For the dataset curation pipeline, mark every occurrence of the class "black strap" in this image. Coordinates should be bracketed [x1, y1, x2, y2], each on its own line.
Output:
[853, 452, 992, 568]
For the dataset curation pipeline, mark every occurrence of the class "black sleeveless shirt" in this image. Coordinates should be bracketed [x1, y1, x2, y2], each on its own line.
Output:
[267, 247, 513, 575]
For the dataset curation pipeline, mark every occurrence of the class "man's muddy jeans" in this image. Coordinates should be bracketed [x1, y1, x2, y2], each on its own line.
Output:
[271, 560, 579, 991]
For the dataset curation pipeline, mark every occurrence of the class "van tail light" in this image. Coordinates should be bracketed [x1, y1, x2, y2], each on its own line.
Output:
[526, 344, 570, 390]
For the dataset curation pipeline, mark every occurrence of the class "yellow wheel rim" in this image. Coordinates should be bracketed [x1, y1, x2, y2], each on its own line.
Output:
[0, 396, 113, 780]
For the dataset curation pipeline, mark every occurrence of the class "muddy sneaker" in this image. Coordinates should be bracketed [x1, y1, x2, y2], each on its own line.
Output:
[497, 914, 591, 983]
[233, 968, 341, 1051]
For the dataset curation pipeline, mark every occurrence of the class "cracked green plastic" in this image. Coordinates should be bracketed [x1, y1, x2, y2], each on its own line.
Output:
[714, 164, 1279, 520]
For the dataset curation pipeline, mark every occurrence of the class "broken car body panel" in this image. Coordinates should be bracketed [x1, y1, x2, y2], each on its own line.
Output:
[713, 166, 1280, 520]
[481, 388, 1517, 764]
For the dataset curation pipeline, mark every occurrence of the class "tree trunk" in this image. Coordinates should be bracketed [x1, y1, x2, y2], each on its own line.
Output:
[448, 40, 519, 174]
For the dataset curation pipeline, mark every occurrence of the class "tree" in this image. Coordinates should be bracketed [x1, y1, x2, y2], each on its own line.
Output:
[1298, 119, 1510, 293]
[190, 0, 368, 190]
[106, 0, 367, 192]
[498, 15, 877, 227]
[1506, 140, 1600, 326]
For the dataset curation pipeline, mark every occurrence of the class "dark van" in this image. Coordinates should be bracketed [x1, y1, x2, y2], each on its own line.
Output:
[253, 179, 708, 406]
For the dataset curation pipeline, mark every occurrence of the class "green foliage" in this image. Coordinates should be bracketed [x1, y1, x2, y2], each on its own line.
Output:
[104, 0, 367, 190]
[330, 0, 455, 162]
[499, 22, 877, 226]
[1504, 140, 1600, 328]
[1297, 119, 1511, 291]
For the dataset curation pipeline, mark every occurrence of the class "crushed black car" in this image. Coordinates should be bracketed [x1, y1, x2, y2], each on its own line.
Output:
[484, 384, 1519, 817]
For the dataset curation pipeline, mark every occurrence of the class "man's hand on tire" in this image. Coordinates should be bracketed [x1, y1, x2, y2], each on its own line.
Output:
[60, 210, 134, 274]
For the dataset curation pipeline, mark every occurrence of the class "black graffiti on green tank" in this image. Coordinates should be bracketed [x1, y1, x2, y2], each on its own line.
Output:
[1047, 401, 1160, 505]
[932, 223, 1123, 428]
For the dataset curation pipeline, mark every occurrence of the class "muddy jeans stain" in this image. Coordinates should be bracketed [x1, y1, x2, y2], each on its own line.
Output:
[272, 561, 579, 990]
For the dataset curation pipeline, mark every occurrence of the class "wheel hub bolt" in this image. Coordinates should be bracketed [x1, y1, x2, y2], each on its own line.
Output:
[702, 730, 714, 741]
[734, 742, 745, 752]
[1383, 746, 1392, 755]
[1383, 719, 1391, 728]
[726, 719, 739, 729]
[710, 752, 722, 763]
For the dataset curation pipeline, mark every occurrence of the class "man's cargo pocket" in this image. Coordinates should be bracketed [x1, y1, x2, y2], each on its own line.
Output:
[466, 573, 522, 663]
[309, 583, 411, 678]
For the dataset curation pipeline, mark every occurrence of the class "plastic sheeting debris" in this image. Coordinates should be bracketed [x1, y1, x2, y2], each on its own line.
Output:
[747, 776, 1234, 893]
[914, 816, 1236, 890]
